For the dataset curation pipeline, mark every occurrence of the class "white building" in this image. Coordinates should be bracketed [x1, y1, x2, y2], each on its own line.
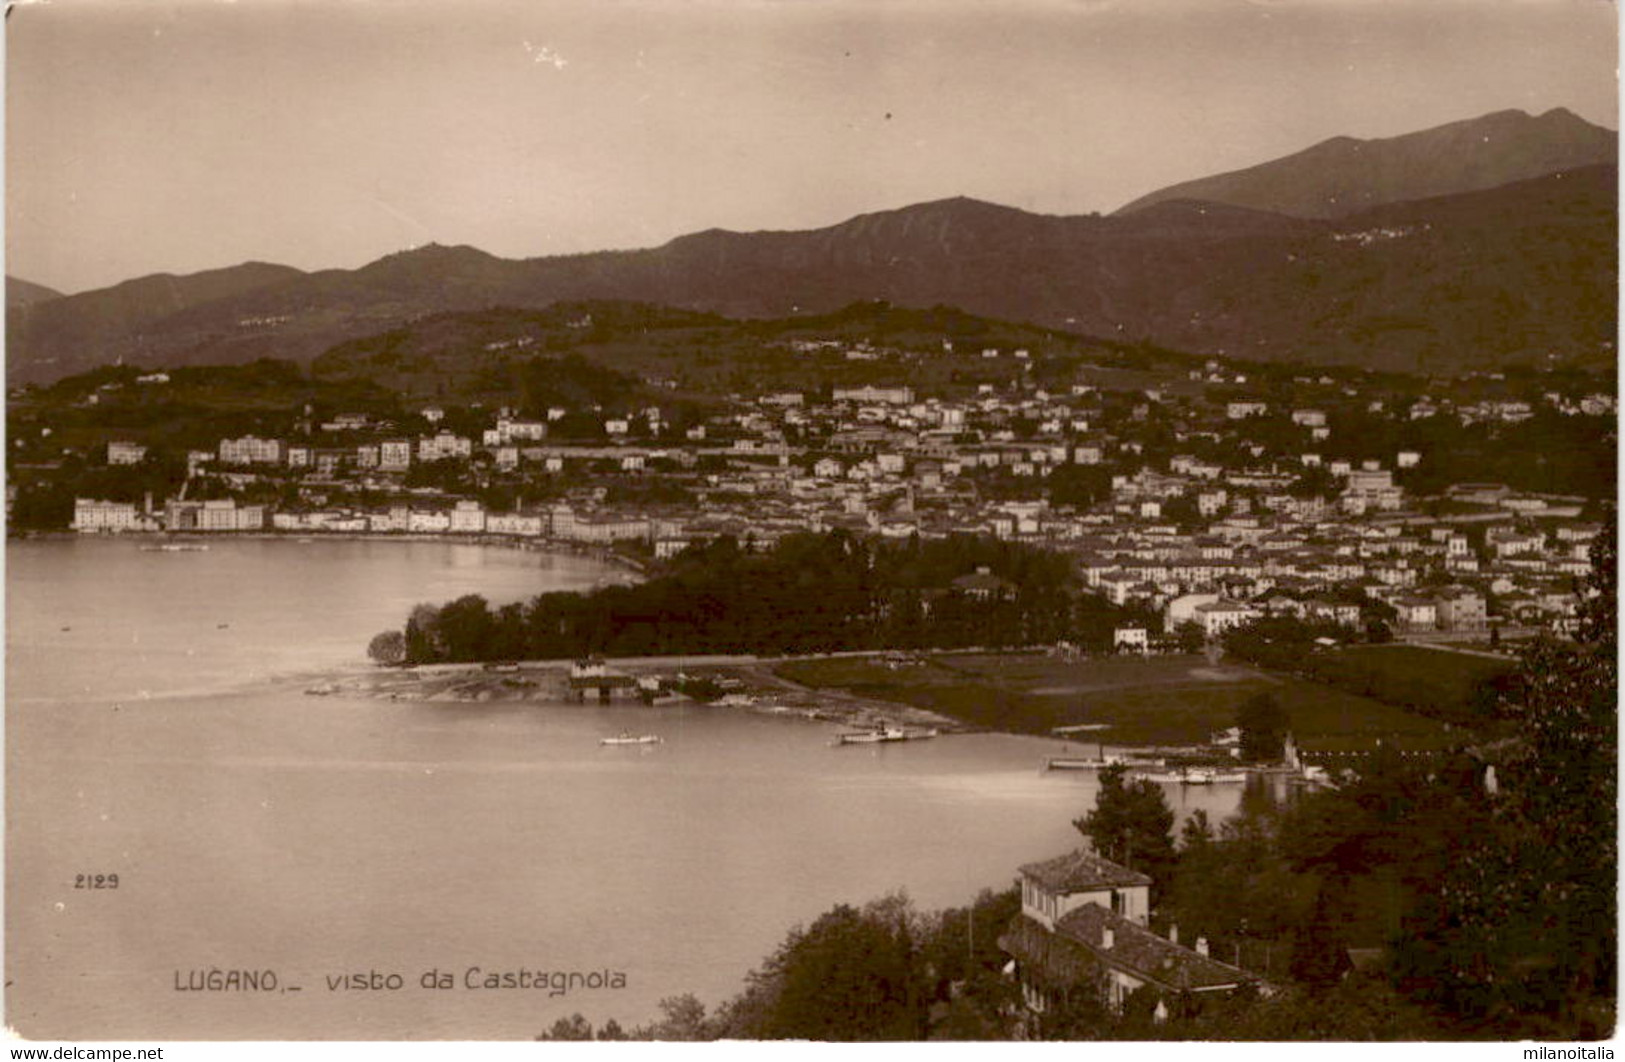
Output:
[408, 509, 452, 534]
[1193, 600, 1262, 638]
[1113, 627, 1149, 653]
[72, 498, 148, 533]
[379, 440, 413, 472]
[218, 435, 284, 466]
[417, 432, 472, 463]
[107, 441, 147, 465]
[449, 500, 486, 534]
[486, 512, 544, 537]
[833, 385, 915, 405]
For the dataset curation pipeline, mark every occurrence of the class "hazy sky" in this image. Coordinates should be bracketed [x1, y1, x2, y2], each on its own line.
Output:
[7, 0, 1619, 294]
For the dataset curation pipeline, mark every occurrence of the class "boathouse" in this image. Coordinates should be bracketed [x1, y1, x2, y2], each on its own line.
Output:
[567, 661, 637, 702]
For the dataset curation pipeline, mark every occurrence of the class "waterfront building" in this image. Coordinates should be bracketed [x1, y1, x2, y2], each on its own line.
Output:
[166, 498, 264, 532]
[485, 512, 544, 537]
[449, 500, 487, 534]
[72, 498, 151, 533]
[407, 509, 452, 534]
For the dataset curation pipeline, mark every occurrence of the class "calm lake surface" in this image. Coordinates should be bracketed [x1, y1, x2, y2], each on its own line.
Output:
[6, 537, 1245, 1039]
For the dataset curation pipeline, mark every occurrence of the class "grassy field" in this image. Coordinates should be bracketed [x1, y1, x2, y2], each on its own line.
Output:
[775, 652, 1460, 752]
[1333, 644, 1513, 702]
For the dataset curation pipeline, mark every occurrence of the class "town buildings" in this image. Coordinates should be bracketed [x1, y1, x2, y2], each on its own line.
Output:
[45, 337, 1605, 641]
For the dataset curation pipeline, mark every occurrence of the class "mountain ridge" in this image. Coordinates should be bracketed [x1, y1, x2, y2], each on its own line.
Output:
[8, 109, 1615, 384]
[6, 276, 64, 309]
[1114, 107, 1617, 218]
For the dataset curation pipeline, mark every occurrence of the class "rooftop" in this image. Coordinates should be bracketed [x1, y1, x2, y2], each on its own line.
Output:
[1001, 908, 1256, 993]
[1017, 849, 1152, 893]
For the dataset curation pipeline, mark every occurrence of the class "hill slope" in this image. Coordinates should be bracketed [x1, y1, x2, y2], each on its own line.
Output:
[7, 170, 1614, 383]
[6, 262, 305, 381]
[6, 277, 64, 309]
[1115, 108, 1617, 219]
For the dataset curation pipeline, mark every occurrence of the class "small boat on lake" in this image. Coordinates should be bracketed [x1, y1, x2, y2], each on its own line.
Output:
[600, 733, 662, 746]
[1044, 745, 1164, 771]
[141, 543, 209, 553]
[838, 728, 904, 745]
[1045, 755, 1165, 771]
[1181, 767, 1248, 785]
[1133, 766, 1248, 785]
[836, 727, 937, 746]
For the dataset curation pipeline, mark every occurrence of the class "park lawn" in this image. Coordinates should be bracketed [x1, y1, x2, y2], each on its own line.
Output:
[775, 652, 1458, 751]
[1334, 645, 1513, 703]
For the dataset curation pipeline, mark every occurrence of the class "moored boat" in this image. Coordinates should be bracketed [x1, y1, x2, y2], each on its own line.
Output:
[1045, 753, 1166, 771]
[835, 727, 938, 746]
[1180, 767, 1248, 785]
[1133, 766, 1249, 785]
[600, 733, 662, 746]
[838, 728, 905, 744]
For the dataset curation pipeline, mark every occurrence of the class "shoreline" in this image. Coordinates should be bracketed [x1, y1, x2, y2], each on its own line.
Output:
[13, 528, 650, 578]
[305, 654, 964, 734]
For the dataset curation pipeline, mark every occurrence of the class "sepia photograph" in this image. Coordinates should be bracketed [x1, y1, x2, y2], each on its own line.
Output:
[3, 0, 1618, 1049]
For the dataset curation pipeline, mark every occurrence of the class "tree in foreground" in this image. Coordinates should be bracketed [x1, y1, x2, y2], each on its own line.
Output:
[1390, 508, 1616, 1037]
[632, 994, 712, 1041]
[1075, 763, 1177, 899]
[751, 895, 928, 1040]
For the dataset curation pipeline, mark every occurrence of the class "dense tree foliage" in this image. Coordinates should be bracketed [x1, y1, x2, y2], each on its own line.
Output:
[1236, 691, 1290, 762]
[1390, 512, 1616, 1035]
[366, 629, 406, 665]
[1046, 464, 1114, 509]
[586, 890, 1018, 1041]
[8, 452, 189, 531]
[382, 531, 1081, 663]
[1075, 764, 1178, 901]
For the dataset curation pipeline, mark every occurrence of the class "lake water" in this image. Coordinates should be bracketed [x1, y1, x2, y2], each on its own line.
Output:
[6, 537, 1245, 1039]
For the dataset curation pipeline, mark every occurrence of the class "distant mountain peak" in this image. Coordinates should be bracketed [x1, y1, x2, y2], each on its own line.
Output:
[890, 195, 1041, 218]
[373, 242, 500, 263]
[1116, 106, 1617, 219]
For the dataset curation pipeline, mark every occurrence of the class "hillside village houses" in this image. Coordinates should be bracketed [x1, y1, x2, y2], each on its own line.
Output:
[61, 355, 1607, 642]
